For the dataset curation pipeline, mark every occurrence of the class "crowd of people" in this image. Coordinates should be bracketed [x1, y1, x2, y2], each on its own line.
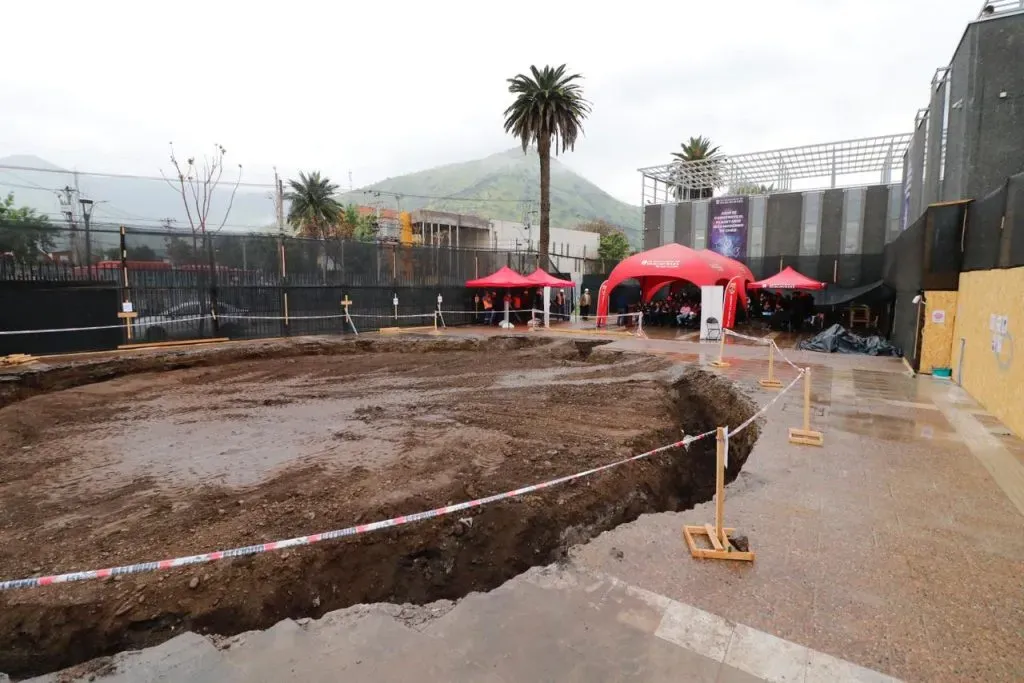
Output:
[610, 288, 821, 332]
[476, 289, 573, 325]
[750, 290, 819, 332]
[623, 292, 703, 328]
[471, 285, 822, 332]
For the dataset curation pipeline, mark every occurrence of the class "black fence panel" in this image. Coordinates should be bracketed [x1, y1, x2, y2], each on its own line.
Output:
[963, 186, 1004, 271]
[883, 215, 925, 292]
[1005, 173, 1024, 268]
[0, 280, 121, 355]
[890, 290, 921, 369]
[922, 202, 967, 290]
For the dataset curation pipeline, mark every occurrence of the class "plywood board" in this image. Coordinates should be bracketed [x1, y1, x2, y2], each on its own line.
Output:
[950, 267, 1024, 439]
[920, 290, 958, 374]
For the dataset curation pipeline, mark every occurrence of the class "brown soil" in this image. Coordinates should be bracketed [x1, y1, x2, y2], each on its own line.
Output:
[0, 335, 760, 678]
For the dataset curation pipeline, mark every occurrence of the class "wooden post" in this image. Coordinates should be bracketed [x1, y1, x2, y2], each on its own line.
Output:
[758, 343, 783, 389]
[802, 368, 811, 430]
[788, 367, 824, 446]
[341, 295, 353, 334]
[714, 426, 726, 546]
[710, 330, 729, 367]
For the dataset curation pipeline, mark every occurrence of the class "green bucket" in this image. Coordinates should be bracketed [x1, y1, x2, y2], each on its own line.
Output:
[933, 367, 952, 379]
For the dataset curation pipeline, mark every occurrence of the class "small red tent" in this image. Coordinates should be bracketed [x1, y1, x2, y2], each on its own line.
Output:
[525, 268, 574, 288]
[748, 266, 826, 290]
[466, 266, 532, 289]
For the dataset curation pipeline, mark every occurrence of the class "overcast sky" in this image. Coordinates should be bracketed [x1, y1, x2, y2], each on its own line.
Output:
[1, 0, 979, 206]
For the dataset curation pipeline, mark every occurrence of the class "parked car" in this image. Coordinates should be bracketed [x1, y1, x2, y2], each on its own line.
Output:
[135, 301, 252, 342]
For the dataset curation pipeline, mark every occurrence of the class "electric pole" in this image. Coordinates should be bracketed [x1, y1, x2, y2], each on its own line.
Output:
[274, 168, 285, 235]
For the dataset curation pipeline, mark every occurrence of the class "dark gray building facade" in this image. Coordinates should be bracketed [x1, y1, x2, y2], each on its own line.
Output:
[642, 184, 901, 287]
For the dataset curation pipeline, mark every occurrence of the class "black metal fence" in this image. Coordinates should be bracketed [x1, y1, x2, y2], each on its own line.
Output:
[1, 226, 594, 354]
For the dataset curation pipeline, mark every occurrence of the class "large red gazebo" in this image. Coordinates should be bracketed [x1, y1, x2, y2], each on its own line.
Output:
[595, 243, 754, 321]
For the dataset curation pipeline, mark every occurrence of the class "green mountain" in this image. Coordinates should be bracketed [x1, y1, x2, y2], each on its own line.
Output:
[341, 148, 640, 240]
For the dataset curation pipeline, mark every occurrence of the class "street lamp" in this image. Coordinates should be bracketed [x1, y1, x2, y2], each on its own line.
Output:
[79, 198, 95, 271]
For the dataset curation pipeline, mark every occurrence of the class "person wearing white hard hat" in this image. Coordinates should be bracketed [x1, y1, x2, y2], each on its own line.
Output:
[579, 288, 592, 321]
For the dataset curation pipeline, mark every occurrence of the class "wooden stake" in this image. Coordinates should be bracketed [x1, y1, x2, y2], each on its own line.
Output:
[341, 296, 356, 335]
[714, 427, 726, 546]
[710, 331, 729, 367]
[788, 367, 824, 446]
[758, 343, 783, 389]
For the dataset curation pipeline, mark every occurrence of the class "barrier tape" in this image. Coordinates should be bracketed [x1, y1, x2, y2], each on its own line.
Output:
[0, 429, 717, 591]
[771, 340, 803, 372]
[724, 328, 773, 344]
[0, 317, 208, 336]
[0, 310, 573, 337]
[731, 369, 804, 436]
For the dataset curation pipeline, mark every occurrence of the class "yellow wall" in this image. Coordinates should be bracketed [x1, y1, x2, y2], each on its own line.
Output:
[951, 267, 1024, 438]
[919, 290, 958, 374]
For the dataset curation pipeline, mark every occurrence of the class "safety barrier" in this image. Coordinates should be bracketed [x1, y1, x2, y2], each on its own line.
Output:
[721, 328, 823, 446]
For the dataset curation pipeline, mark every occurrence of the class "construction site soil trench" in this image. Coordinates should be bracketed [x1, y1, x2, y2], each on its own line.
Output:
[0, 335, 761, 678]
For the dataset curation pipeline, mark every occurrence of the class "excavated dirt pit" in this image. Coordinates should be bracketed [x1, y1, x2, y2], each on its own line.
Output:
[0, 335, 760, 678]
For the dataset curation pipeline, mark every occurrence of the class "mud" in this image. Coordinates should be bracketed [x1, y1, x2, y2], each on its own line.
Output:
[0, 335, 760, 678]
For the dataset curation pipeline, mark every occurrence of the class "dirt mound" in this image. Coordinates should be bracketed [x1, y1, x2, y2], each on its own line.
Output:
[0, 337, 759, 678]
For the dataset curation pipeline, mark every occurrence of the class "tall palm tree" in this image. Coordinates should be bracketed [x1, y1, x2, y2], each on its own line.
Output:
[504, 64, 591, 270]
[285, 171, 342, 240]
[671, 136, 721, 200]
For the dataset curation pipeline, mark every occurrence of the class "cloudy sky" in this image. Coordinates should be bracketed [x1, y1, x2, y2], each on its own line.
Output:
[1, 0, 979, 206]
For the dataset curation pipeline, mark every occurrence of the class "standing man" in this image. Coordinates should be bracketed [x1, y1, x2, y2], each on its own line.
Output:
[579, 288, 592, 321]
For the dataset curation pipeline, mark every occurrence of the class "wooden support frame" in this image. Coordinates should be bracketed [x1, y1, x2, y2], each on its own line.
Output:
[118, 337, 229, 351]
[682, 427, 755, 562]
[710, 332, 730, 368]
[758, 342, 783, 389]
[380, 326, 436, 335]
[0, 354, 37, 367]
[788, 367, 824, 446]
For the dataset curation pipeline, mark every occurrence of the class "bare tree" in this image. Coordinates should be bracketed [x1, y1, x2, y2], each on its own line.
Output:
[162, 143, 243, 336]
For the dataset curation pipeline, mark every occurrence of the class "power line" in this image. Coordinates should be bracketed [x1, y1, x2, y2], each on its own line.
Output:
[0, 162, 276, 189]
[0, 163, 540, 204]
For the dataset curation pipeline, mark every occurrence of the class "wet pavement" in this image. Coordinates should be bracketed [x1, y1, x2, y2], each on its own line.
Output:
[21, 331, 1024, 682]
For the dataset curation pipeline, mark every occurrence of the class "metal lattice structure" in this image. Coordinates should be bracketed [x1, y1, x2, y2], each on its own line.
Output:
[638, 134, 912, 206]
[978, 1, 1024, 19]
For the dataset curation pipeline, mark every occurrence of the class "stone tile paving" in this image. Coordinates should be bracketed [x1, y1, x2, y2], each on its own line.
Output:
[573, 335, 1024, 682]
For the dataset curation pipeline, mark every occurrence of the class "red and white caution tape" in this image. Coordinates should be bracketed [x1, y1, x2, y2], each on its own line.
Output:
[732, 369, 805, 436]
[0, 317, 207, 336]
[771, 340, 803, 371]
[724, 328, 773, 344]
[0, 429, 716, 591]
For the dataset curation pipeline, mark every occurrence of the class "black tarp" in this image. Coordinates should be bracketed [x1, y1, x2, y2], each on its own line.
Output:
[812, 280, 894, 307]
[1006, 173, 1024, 267]
[962, 185, 1004, 271]
[799, 324, 901, 356]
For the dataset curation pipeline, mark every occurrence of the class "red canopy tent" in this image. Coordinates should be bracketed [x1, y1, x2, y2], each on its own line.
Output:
[525, 268, 574, 288]
[595, 243, 754, 321]
[748, 266, 826, 291]
[465, 266, 532, 289]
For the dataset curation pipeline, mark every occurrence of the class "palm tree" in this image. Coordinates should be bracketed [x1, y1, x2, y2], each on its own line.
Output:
[504, 64, 591, 270]
[285, 171, 342, 240]
[671, 136, 721, 200]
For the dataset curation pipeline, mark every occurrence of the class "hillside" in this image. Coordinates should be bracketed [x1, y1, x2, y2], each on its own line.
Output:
[0, 155, 277, 230]
[341, 148, 640, 238]
[0, 150, 640, 241]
